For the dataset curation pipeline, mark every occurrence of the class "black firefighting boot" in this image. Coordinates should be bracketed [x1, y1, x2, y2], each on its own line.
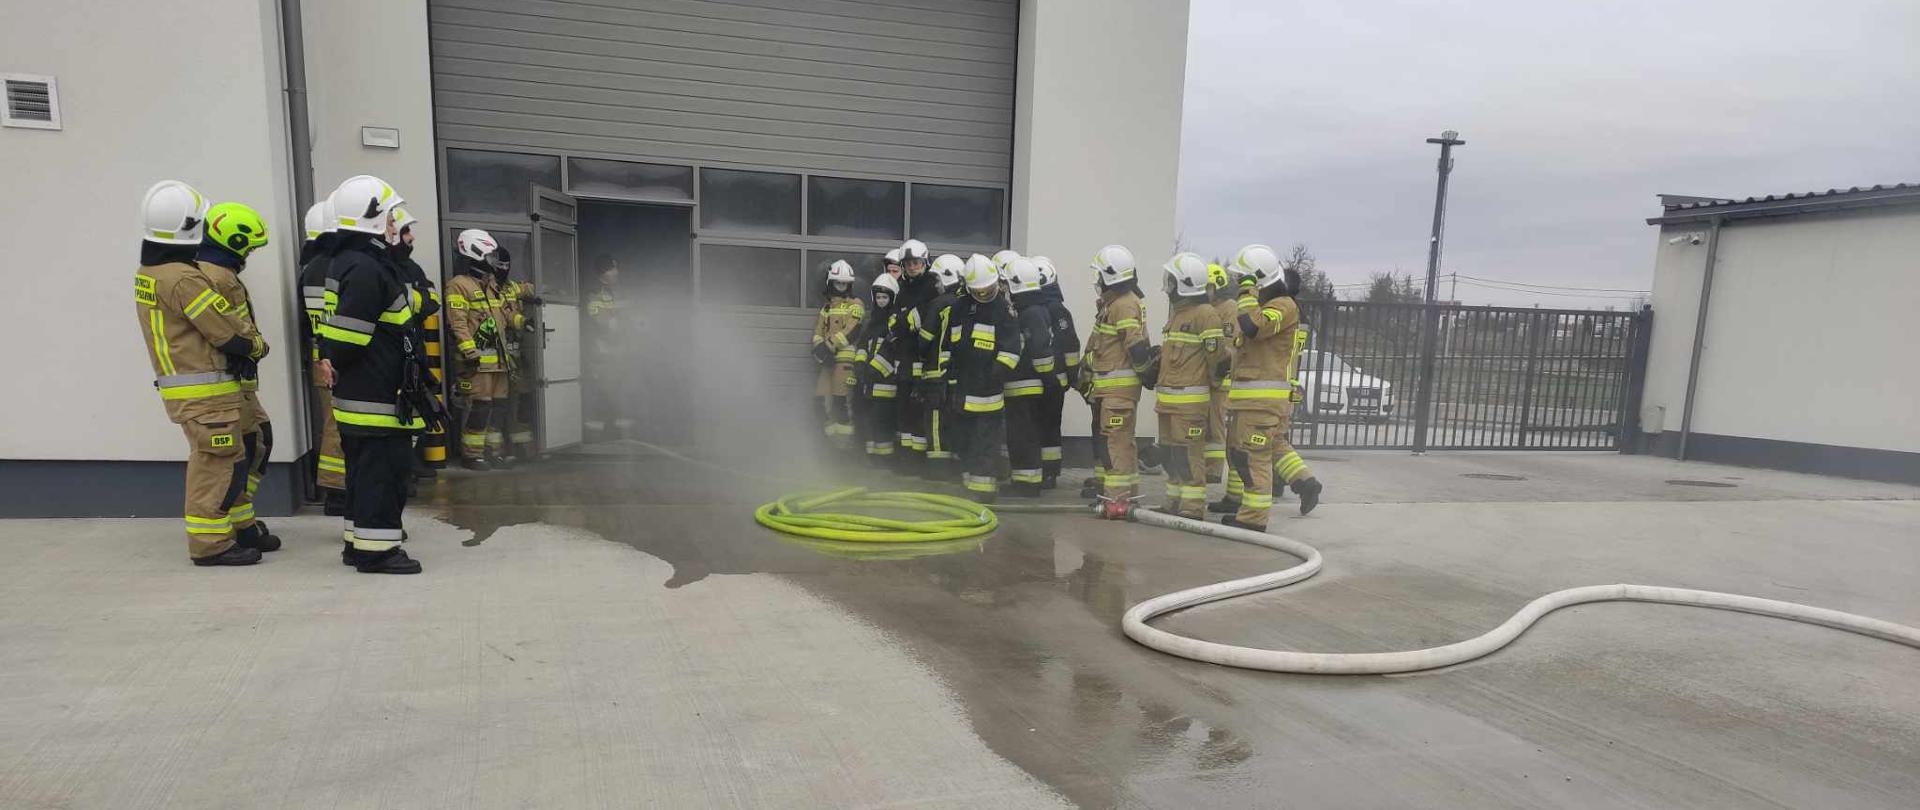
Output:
[1292, 477, 1324, 516]
[351, 547, 423, 575]
[322, 488, 348, 517]
[193, 544, 263, 567]
[1004, 481, 1043, 499]
[460, 456, 492, 472]
[235, 522, 281, 553]
[1041, 475, 1059, 490]
[1207, 497, 1239, 514]
[1220, 515, 1268, 533]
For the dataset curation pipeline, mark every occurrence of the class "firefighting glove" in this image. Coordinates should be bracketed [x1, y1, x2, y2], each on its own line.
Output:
[811, 341, 835, 365]
[1134, 345, 1162, 390]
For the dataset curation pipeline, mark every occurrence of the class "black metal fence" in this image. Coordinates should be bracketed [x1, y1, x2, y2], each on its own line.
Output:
[1289, 301, 1652, 450]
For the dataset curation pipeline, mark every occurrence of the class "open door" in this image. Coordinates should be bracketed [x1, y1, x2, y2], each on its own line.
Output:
[529, 185, 583, 451]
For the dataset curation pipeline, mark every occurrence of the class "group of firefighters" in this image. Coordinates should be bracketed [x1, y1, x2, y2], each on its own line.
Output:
[134, 174, 539, 573]
[134, 170, 1324, 574]
[813, 240, 1323, 530]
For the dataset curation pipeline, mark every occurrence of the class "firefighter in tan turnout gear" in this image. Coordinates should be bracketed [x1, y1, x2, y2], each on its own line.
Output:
[445, 229, 509, 470]
[1152, 253, 1228, 519]
[1223, 244, 1323, 531]
[197, 201, 281, 553]
[133, 180, 270, 566]
[1082, 245, 1153, 517]
[812, 260, 864, 444]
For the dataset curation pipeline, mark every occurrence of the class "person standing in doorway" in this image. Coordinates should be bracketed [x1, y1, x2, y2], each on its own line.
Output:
[446, 230, 508, 469]
[584, 254, 632, 441]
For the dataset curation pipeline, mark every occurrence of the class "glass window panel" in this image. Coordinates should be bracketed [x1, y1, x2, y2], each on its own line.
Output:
[698, 169, 800, 234]
[699, 244, 799, 308]
[537, 229, 579, 302]
[911, 184, 1005, 246]
[805, 250, 888, 305]
[567, 158, 694, 201]
[807, 176, 904, 239]
[445, 149, 561, 215]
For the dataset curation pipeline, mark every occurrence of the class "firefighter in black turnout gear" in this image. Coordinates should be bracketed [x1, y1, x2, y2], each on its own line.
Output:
[1001, 257, 1058, 497]
[915, 253, 966, 482]
[1032, 257, 1076, 488]
[948, 254, 1023, 502]
[852, 272, 902, 463]
[888, 239, 935, 474]
[317, 175, 432, 575]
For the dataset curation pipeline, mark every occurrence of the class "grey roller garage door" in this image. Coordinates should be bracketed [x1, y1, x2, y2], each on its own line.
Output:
[427, 0, 1017, 186]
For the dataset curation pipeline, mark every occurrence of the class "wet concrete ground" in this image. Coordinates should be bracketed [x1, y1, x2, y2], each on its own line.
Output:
[4, 448, 1918, 808]
[426, 447, 1920, 808]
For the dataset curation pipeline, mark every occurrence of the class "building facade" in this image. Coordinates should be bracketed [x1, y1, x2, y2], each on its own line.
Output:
[1638, 184, 1920, 483]
[0, 0, 1189, 517]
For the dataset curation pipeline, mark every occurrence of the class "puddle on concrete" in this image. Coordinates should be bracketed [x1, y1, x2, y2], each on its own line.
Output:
[433, 448, 1271, 807]
[1665, 479, 1738, 488]
[1461, 473, 1528, 481]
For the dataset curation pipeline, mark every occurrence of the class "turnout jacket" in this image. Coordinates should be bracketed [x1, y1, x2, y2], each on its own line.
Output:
[855, 304, 904, 401]
[1154, 297, 1226, 416]
[444, 267, 506, 373]
[887, 271, 937, 382]
[812, 292, 865, 365]
[1085, 286, 1149, 401]
[1226, 290, 1302, 418]
[1043, 285, 1080, 389]
[196, 250, 267, 394]
[320, 233, 425, 434]
[1004, 290, 1058, 399]
[134, 251, 261, 422]
[914, 286, 960, 387]
[298, 235, 337, 365]
[949, 293, 1023, 414]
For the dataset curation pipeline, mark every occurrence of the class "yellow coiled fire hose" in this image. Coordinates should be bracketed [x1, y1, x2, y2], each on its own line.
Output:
[753, 487, 998, 543]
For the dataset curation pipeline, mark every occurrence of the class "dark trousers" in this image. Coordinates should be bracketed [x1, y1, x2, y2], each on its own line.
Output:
[342, 432, 413, 553]
[957, 411, 1005, 502]
[866, 394, 897, 459]
[1039, 386, 1066, 480]
[1005, 395, 1045, 494]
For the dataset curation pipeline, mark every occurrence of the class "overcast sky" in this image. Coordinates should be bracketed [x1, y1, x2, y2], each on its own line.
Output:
[1177, 0, 1920, 308]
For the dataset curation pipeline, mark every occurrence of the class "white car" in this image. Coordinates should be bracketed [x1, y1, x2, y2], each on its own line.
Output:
[1297, 351, 1395, 422]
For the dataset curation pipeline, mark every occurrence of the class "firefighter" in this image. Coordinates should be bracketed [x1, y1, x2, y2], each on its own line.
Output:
[318, 174, 429, 574]
[1083, 245, 1153, 517]
[584, 254, 633, 440]
[385, 206, 448, 477]
[197, 201, 281, 553]
[1152, 254, 1228, 519]
[949, 254, 1022, 502]
[135, 181, 266, 567]
[1034, 257, 1076, 488]
[445, 229, 508, 470]
[889, 239, 935, 474]
[883, 248, 904, 279]
[1204, 262, 1236, 485]
[1223, 244, 1324, 531]
[299, 199, 348, 515]
[492, 247, 539, 464]
[1211, 261, 1263, 515]
[811, 260, 865, 446]
[1002, 257, 1057, 497]
[916, 254, 965, 481]
[857, 272, 904, 464]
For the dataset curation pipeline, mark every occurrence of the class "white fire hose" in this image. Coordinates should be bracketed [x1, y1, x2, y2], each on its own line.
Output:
[1116, 507, 1920, 674]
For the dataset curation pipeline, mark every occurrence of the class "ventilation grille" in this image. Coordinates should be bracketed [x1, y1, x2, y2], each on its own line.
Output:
[3, 75, 61, 130]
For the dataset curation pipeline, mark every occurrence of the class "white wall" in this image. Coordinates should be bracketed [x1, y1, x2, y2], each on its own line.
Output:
[1013, 0, 1190, 437]
[1643, 207, 1920, 453]
[302, 0, 442, 289]
[0, 0, 301, 461]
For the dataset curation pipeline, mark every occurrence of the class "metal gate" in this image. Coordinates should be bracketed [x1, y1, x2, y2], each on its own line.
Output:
[1290, 301, 1652, 450]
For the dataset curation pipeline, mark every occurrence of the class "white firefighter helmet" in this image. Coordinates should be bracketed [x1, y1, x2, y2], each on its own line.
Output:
[883, 247, 904, 267]
[1163, 252, 1211, 297]
[930, 253, 965, 287]
[899, 239, 929, 263]
[1090, 244, 1137, 287]
[871, 271, 900, 300]
[1006, 257, 1044, 295]
[140, 180, 210, 245]
[328, 175, 402, 235]
[991, 249, 1021, 271]
[826, 259, 856, 285]
[455, 229, 500, 264]
[1033, 256, 1058, 287]
[303, 199, 336, 240]
[387, 205, 419, 245]
[1232, 243, 1286, 290]
[962, 254, 1000, 294]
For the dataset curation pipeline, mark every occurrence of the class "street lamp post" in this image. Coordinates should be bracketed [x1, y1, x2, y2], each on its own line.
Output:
[1411, 130, 1464, 454]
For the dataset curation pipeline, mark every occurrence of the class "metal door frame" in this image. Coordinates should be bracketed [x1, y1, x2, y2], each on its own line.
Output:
[529, 184, 582, 452]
